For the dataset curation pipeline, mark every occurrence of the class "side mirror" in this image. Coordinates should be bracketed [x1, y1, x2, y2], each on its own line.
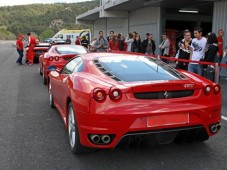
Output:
[47, 65, 57, 71]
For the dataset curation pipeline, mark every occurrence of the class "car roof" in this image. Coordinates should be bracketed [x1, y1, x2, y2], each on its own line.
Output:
[51, 45, 85, 48]
[78, 52, 141, 61]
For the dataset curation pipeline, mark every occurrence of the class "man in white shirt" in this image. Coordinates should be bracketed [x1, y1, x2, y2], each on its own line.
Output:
[188, 27, 207, 76]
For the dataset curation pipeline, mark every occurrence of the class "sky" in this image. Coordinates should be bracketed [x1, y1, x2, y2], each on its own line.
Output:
[0, 0, 92, 6]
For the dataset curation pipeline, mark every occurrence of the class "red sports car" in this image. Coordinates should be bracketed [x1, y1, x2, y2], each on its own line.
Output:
[47, 53, 222, 154]
[39, 45, 88, 84]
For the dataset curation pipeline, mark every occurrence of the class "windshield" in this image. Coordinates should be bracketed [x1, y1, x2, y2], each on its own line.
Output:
[97, 56, 185, 82]
[56, 46, 87, 55]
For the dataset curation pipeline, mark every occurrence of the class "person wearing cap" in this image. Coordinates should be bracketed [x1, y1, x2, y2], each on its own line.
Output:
[26, 32, 37, 65]
[16, 34, 24, 65]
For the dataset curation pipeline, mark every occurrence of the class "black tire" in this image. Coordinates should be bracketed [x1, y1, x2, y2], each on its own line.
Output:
[49, 83, 55, 108]
[43, 70, 47, 85]
[68, 102, 93, 154]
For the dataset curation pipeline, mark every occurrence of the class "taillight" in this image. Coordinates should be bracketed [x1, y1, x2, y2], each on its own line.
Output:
[204, 85, 212, 95]
[49, 57, 54, 61]
[109, 88, 122, 101]
[93, 88, 106, 102]
[213, 84, 221, 94]
[54, 56, 59, 61]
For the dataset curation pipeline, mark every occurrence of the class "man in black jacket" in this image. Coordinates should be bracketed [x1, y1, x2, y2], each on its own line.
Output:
[142, 33, 156, 55]
[175, 30, 192, 70]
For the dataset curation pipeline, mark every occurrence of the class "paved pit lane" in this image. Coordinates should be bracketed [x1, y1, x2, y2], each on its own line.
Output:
[0, 41, 226, 170]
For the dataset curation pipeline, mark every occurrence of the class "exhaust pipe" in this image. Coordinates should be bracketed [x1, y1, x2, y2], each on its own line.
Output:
[101, 135, 111, 144]
[216, 124, 221, 131]
[210, 125, 217, 133]
[90, 135, 100, 144]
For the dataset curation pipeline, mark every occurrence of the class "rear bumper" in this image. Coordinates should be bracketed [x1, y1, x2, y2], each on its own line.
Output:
[75, 100, 221, 148]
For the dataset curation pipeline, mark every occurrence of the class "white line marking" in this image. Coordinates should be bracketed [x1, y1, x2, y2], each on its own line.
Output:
[221, 116, 227, 121]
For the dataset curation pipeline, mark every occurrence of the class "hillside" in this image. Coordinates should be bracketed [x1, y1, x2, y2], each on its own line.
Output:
[0, 0, 99, 40]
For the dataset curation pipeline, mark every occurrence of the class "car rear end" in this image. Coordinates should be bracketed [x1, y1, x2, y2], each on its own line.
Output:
[43, 45, 88, 82]
[76, 55, 222, 149]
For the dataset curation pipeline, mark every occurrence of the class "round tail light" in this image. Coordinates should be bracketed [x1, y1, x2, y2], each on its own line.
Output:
[49, 56, 54, 61]
[109, 88, 122, 101]
[213, 84, 221, 94]
[204, 85, 212, 95]
[54, 56, 59, 61]
[93, 88, 106, 102]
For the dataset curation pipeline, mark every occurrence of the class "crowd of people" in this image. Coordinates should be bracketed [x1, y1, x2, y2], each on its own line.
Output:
[89, 28, 225, 82]
[89, 30, 175, 65]
[16, 28, 225, 82]
[175, 28, 225, 81]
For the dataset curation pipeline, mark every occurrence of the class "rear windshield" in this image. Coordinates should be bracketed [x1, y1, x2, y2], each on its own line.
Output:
[97, 56, 185, 82]
[56, 46, 87, 55]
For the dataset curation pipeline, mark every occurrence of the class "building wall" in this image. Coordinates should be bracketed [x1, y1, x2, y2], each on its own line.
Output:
[213, 0, 227, 76]
[213, 0, 227, 47]
[94, 18, 107, 38]
[106, 18, 128, 37]
[129, 6, 161, 51]
[93, 18, 128, 38]
[93, 6, 162, 54]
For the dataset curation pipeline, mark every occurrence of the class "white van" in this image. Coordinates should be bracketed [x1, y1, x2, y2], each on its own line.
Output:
[52, 29, 91, 44]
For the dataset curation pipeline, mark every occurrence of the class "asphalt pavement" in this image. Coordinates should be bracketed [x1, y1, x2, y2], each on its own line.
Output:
[0, 41, 226, 170]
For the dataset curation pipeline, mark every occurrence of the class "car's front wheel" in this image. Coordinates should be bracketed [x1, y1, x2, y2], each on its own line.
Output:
[68, 102, 92, 154]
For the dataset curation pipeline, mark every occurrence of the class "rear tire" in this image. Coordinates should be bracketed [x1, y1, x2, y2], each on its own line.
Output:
[49, 83, 55, 108]
[68, 102, 93, 154]
[43, 70, 47, 85]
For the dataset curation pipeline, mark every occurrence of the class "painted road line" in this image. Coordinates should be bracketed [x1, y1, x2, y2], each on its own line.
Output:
[222, 116, 227, 121]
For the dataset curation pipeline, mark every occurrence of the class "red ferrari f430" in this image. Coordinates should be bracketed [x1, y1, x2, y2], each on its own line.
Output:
[39, 45, 88, 84]
[47, 53, 222, 154]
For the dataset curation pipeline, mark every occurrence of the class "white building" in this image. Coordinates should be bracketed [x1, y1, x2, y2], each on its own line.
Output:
[76, 0, 227, 49]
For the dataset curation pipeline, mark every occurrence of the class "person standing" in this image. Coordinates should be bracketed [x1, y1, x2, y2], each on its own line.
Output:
[159, 33, 170, 63]
[132, 34, 142, 53]
[175, 30, 192, 70]
[203, 33, 218, 81]
[80, 36, 89, 48]
[16, 34, 24, 65]
[109, 34, 119, 51]
[117, 34, 125, 51]
[26, 32, 37, 65]
[107, 31, 114, 42]
[215, 29, 224, 64]
[94, 31, 109, 52]
[142, 33, 156, 55]
[66, 35, 71, 44]
[188, 27, 207, 76]
[125, 33, 134, 52]
[75, 36, 81, 45]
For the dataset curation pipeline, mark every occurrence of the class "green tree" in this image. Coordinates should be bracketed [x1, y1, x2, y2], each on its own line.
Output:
[39, 29, 55, 40]
[0, 0, 99, 40]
